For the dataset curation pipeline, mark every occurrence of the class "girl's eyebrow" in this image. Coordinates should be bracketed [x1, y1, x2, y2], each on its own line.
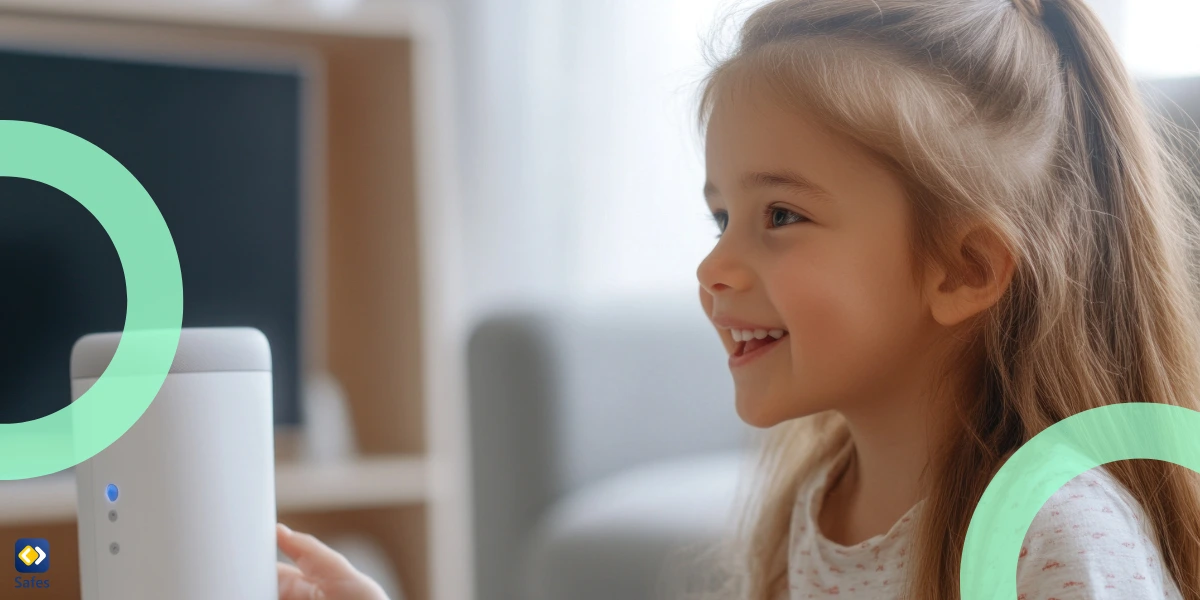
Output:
[703, 169, 833, 204]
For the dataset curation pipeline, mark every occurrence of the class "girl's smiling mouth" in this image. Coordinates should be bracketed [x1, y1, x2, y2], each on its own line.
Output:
[729, 327, 789, 368]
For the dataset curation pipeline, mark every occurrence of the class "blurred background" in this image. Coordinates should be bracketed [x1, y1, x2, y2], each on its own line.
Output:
[0, 0, 1197, 599]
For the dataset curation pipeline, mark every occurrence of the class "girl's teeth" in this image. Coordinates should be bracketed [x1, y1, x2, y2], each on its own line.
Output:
[724, 328, 792, 343]
[730, 328, 788, 342]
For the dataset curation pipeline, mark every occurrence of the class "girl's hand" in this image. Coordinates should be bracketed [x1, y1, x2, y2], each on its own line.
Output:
[276, 523, 390, 600]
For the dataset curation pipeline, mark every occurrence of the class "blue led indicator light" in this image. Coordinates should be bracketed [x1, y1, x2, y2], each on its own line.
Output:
[105, 484, 118, 502]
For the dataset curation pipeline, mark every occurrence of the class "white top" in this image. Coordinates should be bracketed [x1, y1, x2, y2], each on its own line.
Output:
[71, 326, 271, 378]
[788, 443, 1182, 599]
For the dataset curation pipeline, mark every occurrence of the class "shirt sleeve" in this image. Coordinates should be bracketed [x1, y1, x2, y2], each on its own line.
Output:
[1014, 470, 1178, 599]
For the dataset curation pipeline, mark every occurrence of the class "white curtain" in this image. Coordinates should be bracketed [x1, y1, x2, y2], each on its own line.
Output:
[452, 0, 740, 319]
[448, 0, 1190, 321]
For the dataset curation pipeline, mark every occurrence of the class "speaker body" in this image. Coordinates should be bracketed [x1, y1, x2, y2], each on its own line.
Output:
[72, 327, 277, 600]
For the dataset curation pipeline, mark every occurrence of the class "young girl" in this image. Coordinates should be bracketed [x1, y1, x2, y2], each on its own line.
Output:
[693, 0, 1200, 598]
[277, 0, 1200, 598]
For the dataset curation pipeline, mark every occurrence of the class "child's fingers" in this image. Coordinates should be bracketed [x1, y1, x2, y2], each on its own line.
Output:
[276, 561, 303, 580]
[276, 523, 356, 581]
[277, 562, 321, 600]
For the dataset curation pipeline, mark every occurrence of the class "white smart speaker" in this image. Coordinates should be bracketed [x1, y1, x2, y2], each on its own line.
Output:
[71, 326, 278, 600]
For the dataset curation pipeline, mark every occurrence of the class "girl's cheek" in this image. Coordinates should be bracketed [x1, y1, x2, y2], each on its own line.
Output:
[777, 274, 851, 366]
[771, 259, 918, 398]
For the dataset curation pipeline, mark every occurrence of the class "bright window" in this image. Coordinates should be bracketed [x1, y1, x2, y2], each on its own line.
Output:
[1119, 0, 1200, 78]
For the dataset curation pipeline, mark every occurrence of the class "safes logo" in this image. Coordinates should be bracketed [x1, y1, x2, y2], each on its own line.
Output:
[13, 538, 49, 591]
[14, 540, 47, 574]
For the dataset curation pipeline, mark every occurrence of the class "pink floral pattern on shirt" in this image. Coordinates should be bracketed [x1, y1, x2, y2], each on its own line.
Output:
[787, 444, 1181, 599]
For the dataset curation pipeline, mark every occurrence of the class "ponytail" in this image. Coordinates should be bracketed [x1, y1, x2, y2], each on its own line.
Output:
[1043, 0, 1140, 217]
[1039, 2, 1200, 598]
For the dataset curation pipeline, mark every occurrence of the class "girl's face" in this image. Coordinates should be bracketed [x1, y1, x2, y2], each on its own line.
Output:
[698, 87, 940, 428]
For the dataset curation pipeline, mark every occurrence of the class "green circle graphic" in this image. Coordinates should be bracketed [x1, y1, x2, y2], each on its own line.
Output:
[0, 120, 182, 480]
[962, 402, 1200, 598]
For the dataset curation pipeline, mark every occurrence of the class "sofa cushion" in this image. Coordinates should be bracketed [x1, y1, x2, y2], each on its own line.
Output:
[520, 451, 746, 600]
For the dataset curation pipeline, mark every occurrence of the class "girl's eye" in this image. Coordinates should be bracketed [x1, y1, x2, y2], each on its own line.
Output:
[710, 210, 729, 237]
[766, 206, 808, 228]
[710, 206, 806, 238]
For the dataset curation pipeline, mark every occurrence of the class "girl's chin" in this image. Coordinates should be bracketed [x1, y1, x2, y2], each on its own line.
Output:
[734, 390, 826, 428]
[734, 393, 788, 429]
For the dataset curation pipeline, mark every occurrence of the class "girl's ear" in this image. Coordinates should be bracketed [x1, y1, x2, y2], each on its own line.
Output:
[925, 226, 1015, 327]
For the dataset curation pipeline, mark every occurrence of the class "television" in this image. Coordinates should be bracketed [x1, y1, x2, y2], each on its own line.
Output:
[0, 24, 322, 427]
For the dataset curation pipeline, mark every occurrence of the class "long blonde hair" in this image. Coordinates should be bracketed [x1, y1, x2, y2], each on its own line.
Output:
[690, 0, 1200, 598]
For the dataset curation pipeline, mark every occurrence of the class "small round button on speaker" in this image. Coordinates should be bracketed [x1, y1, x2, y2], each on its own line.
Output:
[109, 542, 119, 555]
[108, 510, 118, 522]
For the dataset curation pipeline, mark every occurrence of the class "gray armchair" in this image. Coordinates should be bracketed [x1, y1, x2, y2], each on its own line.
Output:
[466, 300, 755, 600]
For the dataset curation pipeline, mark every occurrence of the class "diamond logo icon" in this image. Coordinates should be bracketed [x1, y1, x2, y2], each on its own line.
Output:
[14, 539, 48, 573]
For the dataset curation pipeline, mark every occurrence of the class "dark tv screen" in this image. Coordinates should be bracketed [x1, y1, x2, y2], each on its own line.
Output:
[0, 46, 306, 426]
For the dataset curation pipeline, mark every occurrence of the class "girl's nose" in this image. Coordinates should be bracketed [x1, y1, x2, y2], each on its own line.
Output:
[697, 237, 753, 296]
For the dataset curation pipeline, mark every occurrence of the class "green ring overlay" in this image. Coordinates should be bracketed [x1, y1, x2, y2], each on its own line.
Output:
[0, 120, 181, 480]
[962, 402, 1200, 598]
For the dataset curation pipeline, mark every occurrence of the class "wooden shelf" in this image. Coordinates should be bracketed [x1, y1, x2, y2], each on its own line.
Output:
[0, 0, 445, 38]
[0, 2, 470, 600]
[277, 456, 428, 513]
[0, 455, 428, 526]
[0, 471, 74, 526]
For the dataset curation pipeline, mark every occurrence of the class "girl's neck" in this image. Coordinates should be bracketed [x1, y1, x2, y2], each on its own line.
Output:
[818, 390, 949, 546]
